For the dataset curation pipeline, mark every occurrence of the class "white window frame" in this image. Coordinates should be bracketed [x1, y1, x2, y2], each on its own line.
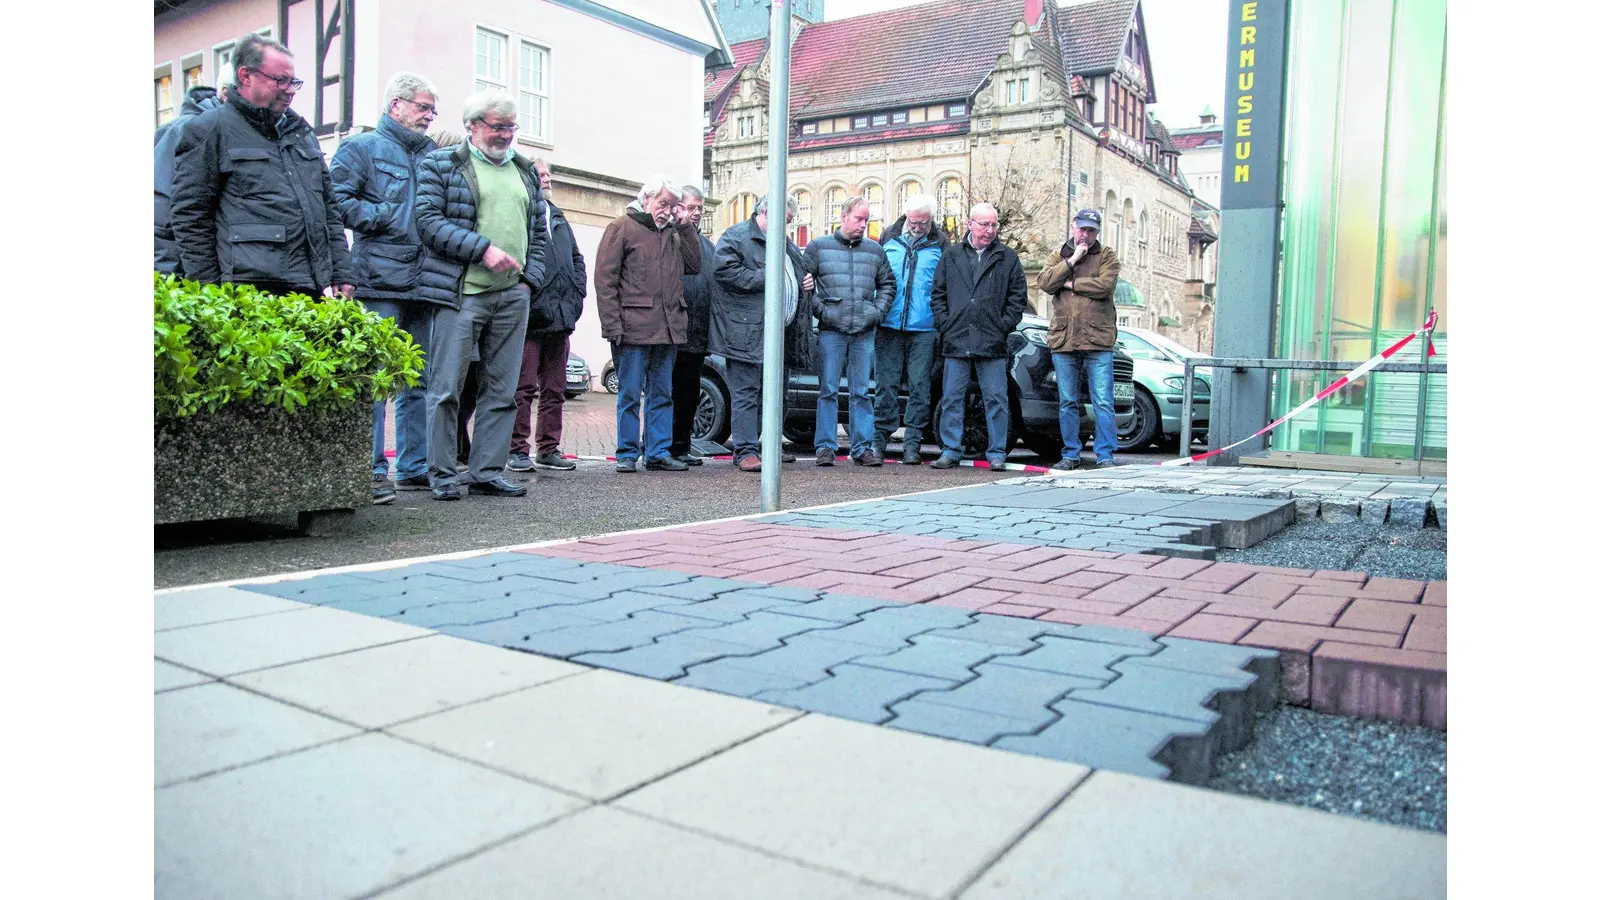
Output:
[474, 24, 554, 146]
[1005, 80, 1016, 104]
[871, 113, 888, 127]
[515, 38, 552, 143]
[154, 63, 175, 127]
[1020, 77, 1031, 103]
[801, 121, 817, 134]
[474, 26, 509, 94]
[211, 27, 271, 90]
[890, 110, 907, 125]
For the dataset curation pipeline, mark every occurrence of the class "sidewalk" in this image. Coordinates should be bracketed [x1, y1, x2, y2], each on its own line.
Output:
[155, 464, 1447, 898]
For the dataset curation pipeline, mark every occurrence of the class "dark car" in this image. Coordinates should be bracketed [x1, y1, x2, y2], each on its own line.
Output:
[687, 313, 1135, 459]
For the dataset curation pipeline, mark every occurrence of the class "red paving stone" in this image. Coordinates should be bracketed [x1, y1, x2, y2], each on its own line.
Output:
[518, 520, 1448, 727]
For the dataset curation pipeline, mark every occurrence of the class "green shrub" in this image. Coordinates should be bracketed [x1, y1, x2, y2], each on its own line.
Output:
[154, 274, 425, 419]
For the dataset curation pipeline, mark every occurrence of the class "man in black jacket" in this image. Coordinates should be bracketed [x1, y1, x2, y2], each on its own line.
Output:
[155, 84, 225, 276]
[330, 72, 441, 505]
[169, 33, 353, 300]
[929, 203, 1029, 471]
[507, 158, 587, 473]
[668, 185, 714, 467]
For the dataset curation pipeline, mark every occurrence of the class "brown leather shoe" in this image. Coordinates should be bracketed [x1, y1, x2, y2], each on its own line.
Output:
[855, 450, 884, 467]
[737, 455, 762, 472]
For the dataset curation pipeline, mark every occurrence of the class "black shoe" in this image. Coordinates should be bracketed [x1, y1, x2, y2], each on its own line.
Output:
[645, 456, 689, 471]
[1095, 459, 1117, 469]
[930, 455, 960, 469]
[432, 484, 462, 501]
[902, 444, 922, 465]
[468, 477, 528, 497]
[782, 452, 797, 463]
[616, 458, 638, 473]
[855, 450, 884, 467]
[675, 453, 705, 467]
[372, 474, 396, 505]
[815, 449, 836, 467]
[397, 474, 430, 489]
[535, 452, 577, 471]
[506, 452, 535, 472]
[988, 458, 1008, 472]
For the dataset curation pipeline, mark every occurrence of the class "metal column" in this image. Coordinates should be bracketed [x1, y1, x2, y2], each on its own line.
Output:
[759, 1, 792, 512]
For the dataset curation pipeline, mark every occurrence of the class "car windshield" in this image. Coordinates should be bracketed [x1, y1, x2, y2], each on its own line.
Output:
[1132, 329, 1199, 361]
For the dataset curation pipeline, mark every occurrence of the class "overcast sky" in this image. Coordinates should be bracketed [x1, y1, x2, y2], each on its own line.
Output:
[820, 0, 1227, 129]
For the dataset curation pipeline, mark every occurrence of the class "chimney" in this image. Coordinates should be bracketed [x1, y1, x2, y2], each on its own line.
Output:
[1025, 0, 1044, 27]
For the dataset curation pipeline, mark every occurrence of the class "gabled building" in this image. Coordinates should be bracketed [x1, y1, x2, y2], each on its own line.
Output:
[1171, 106, 1224, 208]
[706, 0, 1211, 341]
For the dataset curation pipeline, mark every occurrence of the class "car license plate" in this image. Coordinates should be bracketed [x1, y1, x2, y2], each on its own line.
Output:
[1114, 382, 1134, 401]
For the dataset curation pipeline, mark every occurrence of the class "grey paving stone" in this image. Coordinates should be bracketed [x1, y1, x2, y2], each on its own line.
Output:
[914, 663, 1103, 721]
[1150, 637, 1280, 714]
[675, 610, 844, 649]
[432, 606, 614, 647]
[1063, 660, 1231, 727]
[899, 483, 1057, 506]
[755, 663, 954, 724]
[731, 584, 829, 603]
[1293, 496, 1321, 520]
[1387, 497, 1430, 527]
[393, 595, 553, 628]
[850, 634, 1027, 681]
[674, 661, 814, 697]
[1434, 496, 1447, 531]
[679, 633, 879, 685]
[498, 576, 632, 605]
[1359, 499, 1390, 524]
[1066, 624, 1165, 651]
[886, 698, 1049, 745]
[924, 614, 1075, 649]
[559, 590, 696, 623]
[236, 580, 391, 605]
[990, 635, 1156, 681]
[155, 682, 360, 787]
[996, 698, 1218, 784]
[155, 587, 307, 631]
[657, 593, 810, 624]
[630, 577, 752, 602]
[1057, 493, 1192, 515]
[1319, 499, 1361, 523]
[516, 610, 707, 658]
[575, 634, 760, 680]
[779, 593, 888, 622]
[1161, 497, 1297, 548]
[818, 607, 971, 651]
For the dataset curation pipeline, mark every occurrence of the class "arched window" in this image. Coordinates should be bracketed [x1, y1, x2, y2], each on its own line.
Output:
[792, 188, 812, 246]
[896, 179, 922, 218]
[824, 186, 847, 231]
[1103, 190, 1119, 252]
[862, 183, 884, 240]
[937, 177, 964, 237]
[726, 193, 756, 230]
[1122, 198, 1136, 261]
[1138, 209, 1150, 265]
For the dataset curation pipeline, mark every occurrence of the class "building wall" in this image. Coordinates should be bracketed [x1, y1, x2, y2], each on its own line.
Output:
[1177, 142, 1222, 208]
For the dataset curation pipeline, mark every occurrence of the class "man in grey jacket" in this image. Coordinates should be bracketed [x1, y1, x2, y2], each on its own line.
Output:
[801, 196, 895, 466]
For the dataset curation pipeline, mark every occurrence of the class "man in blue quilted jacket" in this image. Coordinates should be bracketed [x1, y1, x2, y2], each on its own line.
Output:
[330, 72, 440, 505]
[413, 91, 549, 501]
[874, 194, 946, 465]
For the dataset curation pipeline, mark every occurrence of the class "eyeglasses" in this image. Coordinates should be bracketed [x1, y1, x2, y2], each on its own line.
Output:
[246, 68, 304, 90]
[476, 120, 519, 134]
[401, 98, 437, 115]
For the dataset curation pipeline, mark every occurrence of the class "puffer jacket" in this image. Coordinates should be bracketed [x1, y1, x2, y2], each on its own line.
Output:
[1036, 240, 1120, 352]
[931, 240, 1030, 358]
[879, 218, 946, 332]
[801, 229, 895, 335]
[328, 114, 438, 301]
[679, 233, 717, 353]
[413, 143, 549, 309]
[709, 214, 813, 366]
[155, 86, 224, 275]
[169, 91, 354, 293]
[593, 208, 702, 345]
[529, 202, 587, 335]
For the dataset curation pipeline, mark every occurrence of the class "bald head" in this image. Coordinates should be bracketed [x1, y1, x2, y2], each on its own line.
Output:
[966, 203, 999, 250]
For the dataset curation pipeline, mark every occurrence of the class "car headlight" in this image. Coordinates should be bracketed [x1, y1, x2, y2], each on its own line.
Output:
[1162, 375, 1210, 393]
[1021, 327, 1050, 347]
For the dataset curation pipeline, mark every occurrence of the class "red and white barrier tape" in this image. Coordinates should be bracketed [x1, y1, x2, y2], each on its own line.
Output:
[1158, 308, 1439, 468]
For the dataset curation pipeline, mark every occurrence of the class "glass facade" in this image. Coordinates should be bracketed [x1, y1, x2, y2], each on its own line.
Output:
[1273, 0, 1447, 458]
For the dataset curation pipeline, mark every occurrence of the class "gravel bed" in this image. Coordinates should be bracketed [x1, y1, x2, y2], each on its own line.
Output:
[1209, 705, 1447, 834]
[1215, 518, 1447, 580]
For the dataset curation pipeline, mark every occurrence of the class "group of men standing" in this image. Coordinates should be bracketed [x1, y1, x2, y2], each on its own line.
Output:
[154, 32, 1127, 503]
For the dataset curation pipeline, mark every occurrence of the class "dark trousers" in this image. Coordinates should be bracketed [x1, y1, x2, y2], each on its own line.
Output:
[511, 332, 572, 457]
[457, 362, 478, 464]
[669, 350, 707, 458]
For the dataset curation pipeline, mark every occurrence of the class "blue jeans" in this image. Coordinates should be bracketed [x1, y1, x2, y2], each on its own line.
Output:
[873, 327, 938, 451]
[615, 343, 677, 461]
[936, 356, 1010, 464]
[1052, 349, 1117, 463]
[814, 330, 876, 457]
[366, 299, 433, 480]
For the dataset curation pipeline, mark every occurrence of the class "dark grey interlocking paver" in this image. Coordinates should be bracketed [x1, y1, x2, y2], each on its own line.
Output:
[1066, 624, 1165, 651]
[896, 483, 1057, 507]
[655, 593, 809, 624]
[674, 662, 812, 697]
[499, 577, 633, 605]
[236, 580, 392, 605]
[680, 633, 877, 684]
[318, 593, 433, 618]
[924, 613, 1075, 649]
[1151, 638, 1280, 717]
[515, 610, 706, 658]
[731, 584, 829, 603]
[762, 593, 887, 623]
[817, 606, 972, 651]
[431, 606, 599, 645]
[629, 578, 750, 602]
[573, 634, 757, 680]
[1065, 661, 1229, 726]
[886, 699, 1047, 745]
[673, 611, 842, 649]
[558, 591, 695, 623]
[913, 662, 1103, 721]
[990, 634, 1156, 680]
[754, 663, 954, 724]
[850, 635, 1026, 681]
[390, 594, 555, 628]
[1057, 493, 1192, 515]
[996, 698, 1218, 784]
[1161, 497, 1297, 548]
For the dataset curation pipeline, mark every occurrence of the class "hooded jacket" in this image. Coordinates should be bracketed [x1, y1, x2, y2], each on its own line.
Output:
[169, 91, 355, 293]
[879, 215, 947, 332]
[1036, 240, 1120, 352]
[328, 114, 439, 301]
[412, 142, 550, 309]
[154, 86, 225, 275]
[800, 229, 895, 335]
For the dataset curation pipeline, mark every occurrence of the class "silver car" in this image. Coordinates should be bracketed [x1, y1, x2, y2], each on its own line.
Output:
[1114, 326, 1211, 450]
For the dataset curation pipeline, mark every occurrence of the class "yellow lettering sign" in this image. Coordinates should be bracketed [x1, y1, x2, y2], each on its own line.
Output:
[1241, 25, 1257, 44]
[1237, 118, 1252, 137]
[1234, 163, 1250, 182]
[1237, 95, 1253, 114]
[1239, 48, 1255, 68]
[1242, 1, 1258, 21]
[1235, 141, 1251, 160]
[1238, 71, 1254, 91]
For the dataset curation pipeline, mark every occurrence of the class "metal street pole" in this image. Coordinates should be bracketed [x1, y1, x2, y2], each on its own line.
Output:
[759, 0, 792, 512]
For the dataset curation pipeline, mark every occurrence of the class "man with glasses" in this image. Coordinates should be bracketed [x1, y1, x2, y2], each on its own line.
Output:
[413, 91, 549, 500]
[330, 73, 440, 505]
[170, 32, 353, 301]
[874, 194, 947, 465]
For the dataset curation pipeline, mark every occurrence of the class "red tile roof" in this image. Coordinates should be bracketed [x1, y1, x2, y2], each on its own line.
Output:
[790, 120, 969, 152]
[1170, 128, 1222, 151]
[705, 37, 767, 105]
[1054, 0, 1138, 75]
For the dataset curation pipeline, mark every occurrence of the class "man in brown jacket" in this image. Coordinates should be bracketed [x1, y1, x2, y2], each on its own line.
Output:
[1037, 208, 1121, 469]
[594, 176, 703, 472]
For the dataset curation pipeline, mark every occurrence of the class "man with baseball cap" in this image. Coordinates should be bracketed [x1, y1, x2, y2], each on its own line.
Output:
[1037, 208, 1121, 469]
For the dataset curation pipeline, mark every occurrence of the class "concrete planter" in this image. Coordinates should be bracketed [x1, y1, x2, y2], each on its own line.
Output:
[155, 403, 368, 530]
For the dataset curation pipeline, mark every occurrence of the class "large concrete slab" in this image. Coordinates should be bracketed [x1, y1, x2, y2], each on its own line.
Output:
[155, 586, 308, 631]
[154, 682, 360, 787]
[374, 805, 908, 900]
[154, 606, 433, 676]
[389, 669, 801, 800]
[154, 659, 213, 693]
[229, 634, 585, 728]
[961, 770, 1445, 899]
[617, 714, 1090, 898]
[156, 732, 585, 900]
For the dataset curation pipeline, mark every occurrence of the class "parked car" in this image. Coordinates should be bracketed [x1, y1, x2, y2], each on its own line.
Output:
[599, 357, 619, 393]
[689, 313, 1135, 459]
[565, 353, 591, 399]
[1113, 326, 1212, 450]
